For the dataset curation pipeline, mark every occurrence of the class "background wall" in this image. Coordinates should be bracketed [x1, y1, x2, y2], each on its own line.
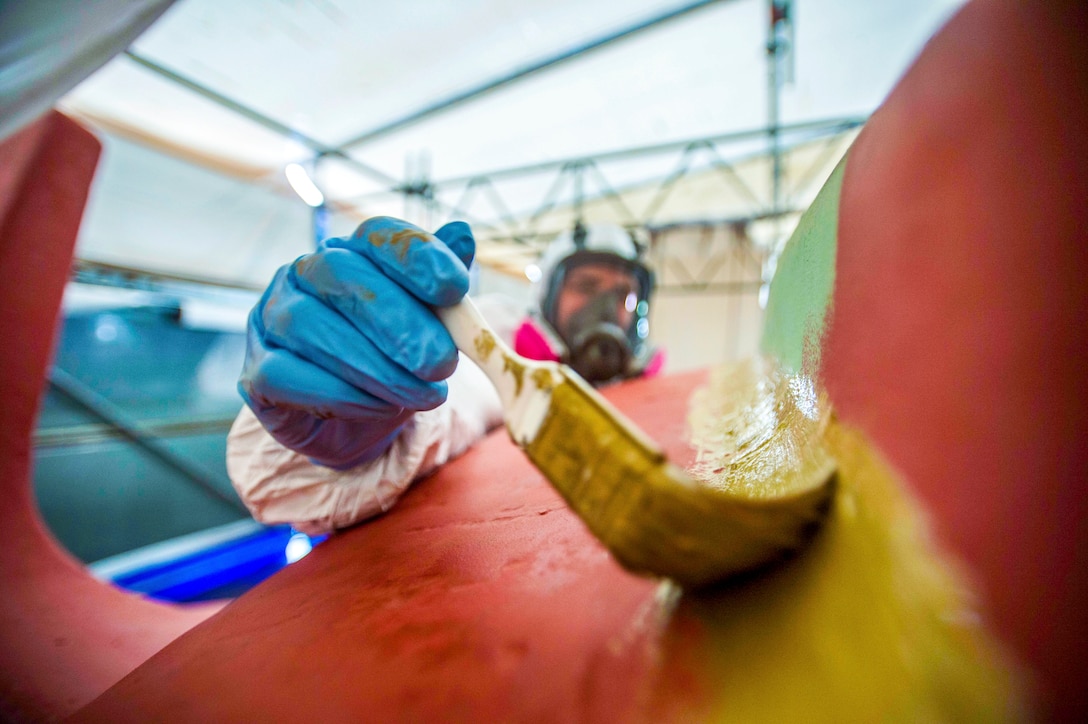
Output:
[648, 223, 766, 372]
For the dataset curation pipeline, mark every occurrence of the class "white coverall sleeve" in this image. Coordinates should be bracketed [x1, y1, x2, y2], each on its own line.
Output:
[227, 294, 523, 535]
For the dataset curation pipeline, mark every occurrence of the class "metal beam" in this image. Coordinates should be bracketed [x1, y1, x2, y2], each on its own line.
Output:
[432, 116, 864, 187]
[336, 0, 730, 150]
[122, 50, 399, 186]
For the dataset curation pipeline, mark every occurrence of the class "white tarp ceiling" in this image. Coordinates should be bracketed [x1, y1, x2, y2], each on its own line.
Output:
[50, 0, 964, 282]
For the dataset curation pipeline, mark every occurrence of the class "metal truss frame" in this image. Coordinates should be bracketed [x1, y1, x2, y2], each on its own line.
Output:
[98, 0, 854, 287]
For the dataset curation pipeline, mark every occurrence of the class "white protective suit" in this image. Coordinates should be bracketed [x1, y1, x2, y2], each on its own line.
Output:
[226, 294, 524, 535]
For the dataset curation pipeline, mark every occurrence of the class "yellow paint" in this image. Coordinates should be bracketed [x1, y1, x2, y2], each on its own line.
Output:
[531, 368, 556, 392]
[368, 229, 425, 261]
[473, 330, 496, 362]
[660, 360, 1025, 722]
[687, 358, 834, 500]
[521, 356, 1022, 718]
[522, 363, 833, 588]
[502, 354, 526, 396]
[294, 254, 316, 276]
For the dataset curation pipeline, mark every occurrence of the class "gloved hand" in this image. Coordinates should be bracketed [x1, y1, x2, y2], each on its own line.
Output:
[238, 217, 476, 469]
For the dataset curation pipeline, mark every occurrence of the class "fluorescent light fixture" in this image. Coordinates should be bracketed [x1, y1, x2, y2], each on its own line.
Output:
[285, 163, 325, 207]
[525, 263, 542, 283]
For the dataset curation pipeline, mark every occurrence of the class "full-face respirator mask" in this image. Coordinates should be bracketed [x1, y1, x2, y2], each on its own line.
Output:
[536, 225, 655, 385]
[562, 285, 634, 382]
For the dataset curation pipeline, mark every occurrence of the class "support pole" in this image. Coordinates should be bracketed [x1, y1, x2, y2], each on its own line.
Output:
[762, 0, 793, 306]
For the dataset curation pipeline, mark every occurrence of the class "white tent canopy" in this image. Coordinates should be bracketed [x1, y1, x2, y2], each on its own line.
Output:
[47, 0, 964, 286]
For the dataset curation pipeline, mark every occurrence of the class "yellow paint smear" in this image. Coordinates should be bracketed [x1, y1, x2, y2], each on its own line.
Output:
[531, 368, 556, 392]
[367, 229, 425, 261]
[524, 356, 1023, 718]
[502, 354, 526, 396]
[687, 356, 833, 499]
[653, 358, 1027, 722]
[474, 330, 496, 362]
[524, 362, 833, 588]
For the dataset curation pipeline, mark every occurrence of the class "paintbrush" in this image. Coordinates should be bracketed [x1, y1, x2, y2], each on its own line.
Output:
[437, 297, 836, 588]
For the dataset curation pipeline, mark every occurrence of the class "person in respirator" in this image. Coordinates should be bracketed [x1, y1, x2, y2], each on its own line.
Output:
[226, 216, 662, 535]
[515, 220, 660, 383]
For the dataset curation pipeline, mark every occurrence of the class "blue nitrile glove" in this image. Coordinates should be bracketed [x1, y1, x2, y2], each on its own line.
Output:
[238, 217, 476, 469]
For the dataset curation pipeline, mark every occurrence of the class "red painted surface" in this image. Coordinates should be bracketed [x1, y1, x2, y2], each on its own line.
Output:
[73, 371, 715, 723]
[0, 113, 222, 721]
[826, 0, 1087, 719]
[34, 2, 1087, 720]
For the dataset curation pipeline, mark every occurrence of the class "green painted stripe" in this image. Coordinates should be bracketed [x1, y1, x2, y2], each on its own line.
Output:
[761, 154, 846, 375]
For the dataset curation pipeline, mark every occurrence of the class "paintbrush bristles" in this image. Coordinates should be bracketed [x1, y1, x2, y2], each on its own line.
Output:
[523, 367, 835, 588]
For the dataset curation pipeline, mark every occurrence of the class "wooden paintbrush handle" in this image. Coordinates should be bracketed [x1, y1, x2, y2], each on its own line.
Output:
[436, 297, 559, 445]
[436, 296, 507, 361]
[436, 297, 521, 405]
